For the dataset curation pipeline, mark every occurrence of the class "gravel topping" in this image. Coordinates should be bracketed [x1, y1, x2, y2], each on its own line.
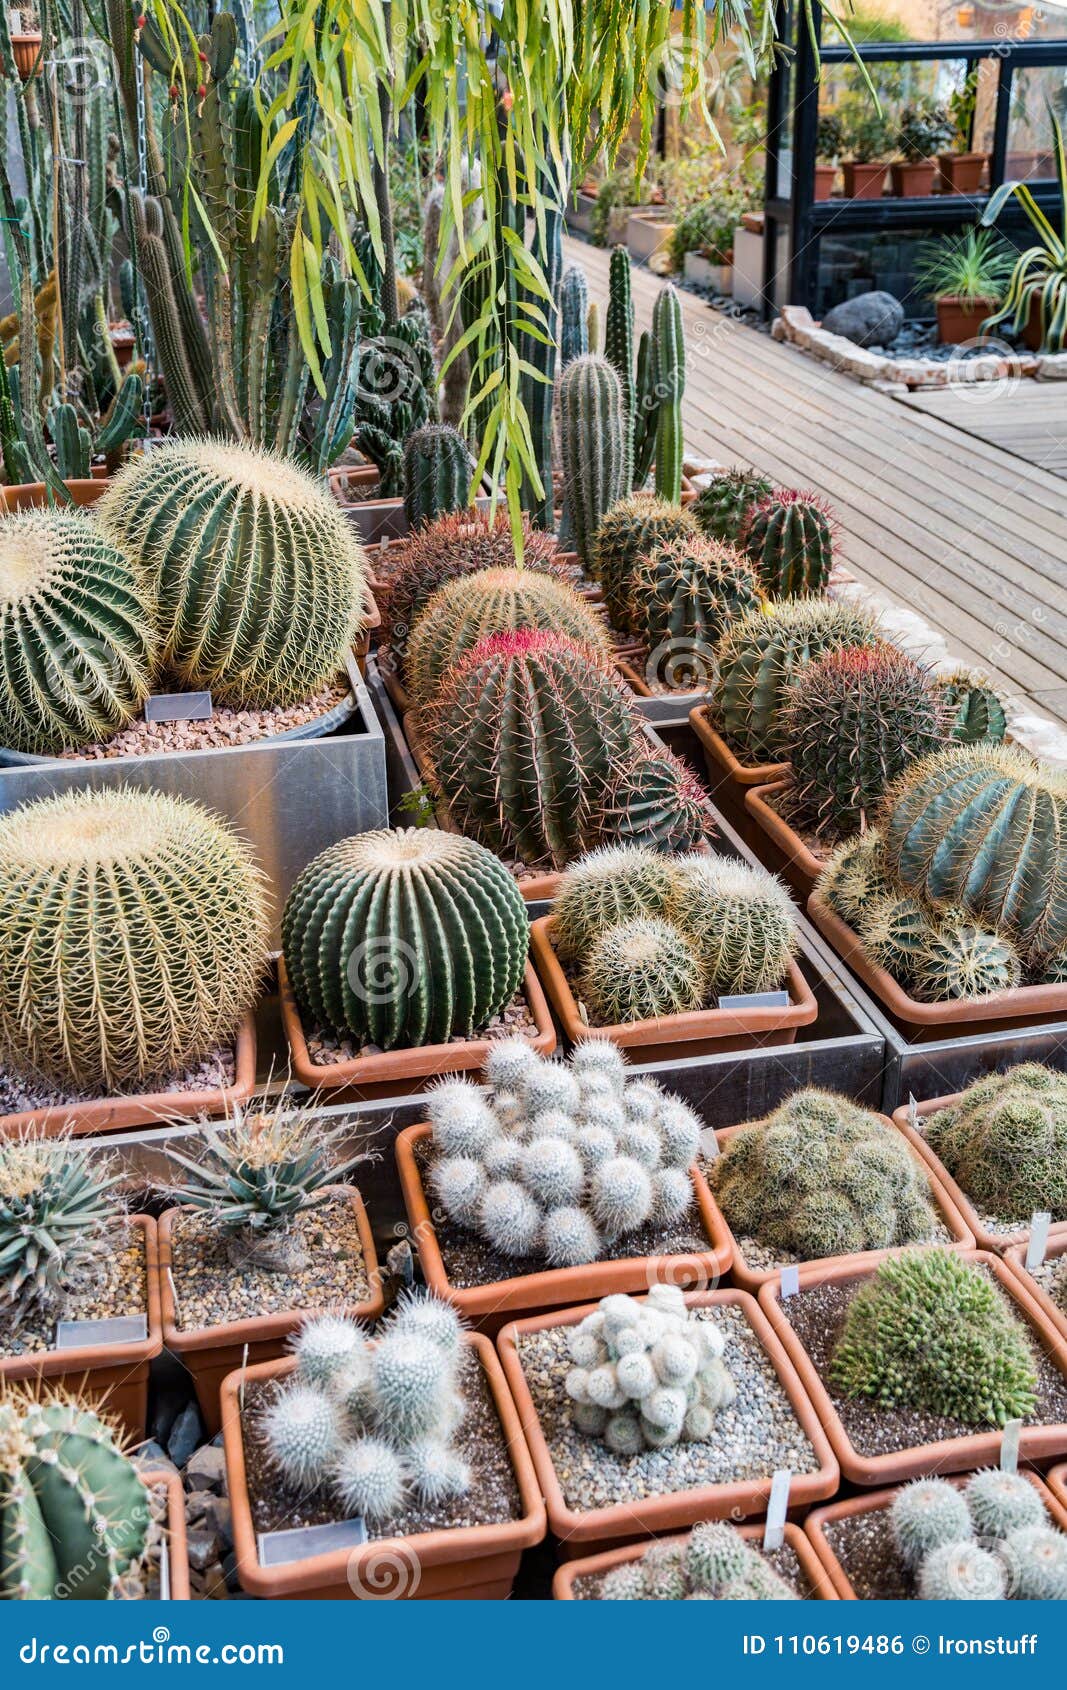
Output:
[729, 1217, 951, 1278]
[572, 1537, 810, 1599]
[0, 1047, 236, 1116]
[57, 679, 350, 759]
[0, 1219, 146, 1358]
[1026, 1254, 1067, 1315]
[303, 990, 539, 1068]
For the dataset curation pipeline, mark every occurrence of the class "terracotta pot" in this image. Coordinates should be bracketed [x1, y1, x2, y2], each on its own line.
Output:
[110, 326, 137, 370]
[1023, 292, 1048, 353]
[553, 1518, 839, 1599]
[327, 461, 383, 500]
[758, 1247, 1067, 1487]
[497, 1287, 839, 1547]
[0, 1215, 162, 1439]
[1048, 1462, 1067, 1513]
[397, 1122, 732, 1333]
[743, 780, 828, 898]
[841, 162, 886, 201]
[159, 1189, 385, 1436]
[0, 478, 108, 511]
[712, 1119, 975, 1296]
[352, 587, 381, 676]
[279, 954, 556, 1101]
[145, 1468, 192, 1599]
[529, 914, 818, 1063]
[221, 1336, 546, 1598]
[814, 165, 837, 203]
[1002, 1233, 1067, 1353]
[934, 295, 998, 345]
[689, 705, 791, 791]
[937, 151, 988, 195]
[0, 1012, 257, 1140]
[890, 1093, 1067, 1256]
[805, 1469, 1067, 1599]
[9, 32, 41, 79]
[889, 160, 938, 198]
[807, 891, 1067, 1041]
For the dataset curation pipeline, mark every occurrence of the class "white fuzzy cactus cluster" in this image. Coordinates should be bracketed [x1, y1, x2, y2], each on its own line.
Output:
[428, 1037, 702, 1267]
[599, 1521, 797, 1600]
[890, 1472, 1067, 1601]
[260, 1292, 470, 1525]
[564, 1285, 735, 1454]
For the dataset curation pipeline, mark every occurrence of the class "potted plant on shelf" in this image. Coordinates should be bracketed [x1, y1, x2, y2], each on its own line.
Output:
[841, 109, 893, 200]
[555, 1515, 839, 1599]
[981, 105, 1067, 353]
[916, 227, 1016, 344]
[938, 68, 988, 195]
[890, 102, 954, 198]
[815, 113, 846, 201]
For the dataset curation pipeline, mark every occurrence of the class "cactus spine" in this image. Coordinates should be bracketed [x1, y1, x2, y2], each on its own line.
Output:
[693, 468, 775, 544]
[596, 750, 709, 854]
[934, 669, 1008, 746]
[593, 496, 699, 633]
[558, 355, 627, 569]
[923, 1063, 1067, 1222]
[402, 424, 472, 530]
[636, 537, 762, 665]
[742, 490, 835, 598]
[652, 285, 685, 503]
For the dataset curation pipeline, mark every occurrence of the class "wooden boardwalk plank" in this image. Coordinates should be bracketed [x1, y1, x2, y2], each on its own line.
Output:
[900, 387, 1067, 479]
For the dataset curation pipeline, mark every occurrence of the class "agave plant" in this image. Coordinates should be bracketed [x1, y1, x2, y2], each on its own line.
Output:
[0, 1133, 124, 1326]
[981, 103, 1067, 352]
[916, 228, 1016, 308]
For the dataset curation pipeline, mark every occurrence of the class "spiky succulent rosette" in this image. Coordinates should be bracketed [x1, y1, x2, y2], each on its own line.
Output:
[0, 1133, 123, 1325]
[97, 438, 367, 708]
[740, 488, 836, 599]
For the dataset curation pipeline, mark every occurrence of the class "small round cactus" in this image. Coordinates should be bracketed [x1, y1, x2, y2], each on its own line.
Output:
[917, 1539, 1007, 1601]
[552, 846, 677, 963]
[741, 488, 835, 599]
[332, 1437, 405, 1522]
[371, 1332, 451, 1440]
[405, 1437, 471, 1505]
[520, 1137, 585, 1208]
[595, 749, 709, 856]
[910, 922, 1022, 1003]
[261, 1384, 343, 1487]
[590, 1157, 653, 1237]
[293, 1315, 368, 1388]
[600, 1561, 648, 1600]
[1000, 1524, 1067, 1600]
[924, 1063, 1067, 1222]
[889, 1478, 973, 1569]
[479, 1179, 543, 1258]
[684, 1521, 757, 1593]
[543, 1205, 602, 1267]
[818, 829, 892, 926]
[693, 467, 774, 544]
[642, 1540, 688, 1600]
[430, 1156, 487, 1228]
[484, 1036, 541, 1095]
[934, 668, 1007, 746]
[578, 918, 707, 1026]
[571, 1039, 628, 1090]
[964, 1468, 1045, 1540]
[860, 894, 935, 983]
[389, 1290, 465, 1360]
[669, 855, 798, 996]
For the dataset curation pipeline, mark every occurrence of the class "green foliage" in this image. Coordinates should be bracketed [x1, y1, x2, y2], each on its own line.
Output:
[924, 1063, 1067, 1222]
[816, 113, 847, 165]
[916, 229, 1016, 309]
[693, 468, 775, 544]
[895, 101, 953, 162]
[741, 490, 835, 599]
[842, 107, 895, 163]
[982, 103, 1067, 353]
[0, 1135, 123, 1327]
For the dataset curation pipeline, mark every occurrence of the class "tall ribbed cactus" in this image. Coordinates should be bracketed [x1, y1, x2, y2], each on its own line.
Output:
[520, 163, 564, 528]
[0, 788, 269, 1091]
[636, 537, 762, 666]
[558, 355, 627, 569]
[282, 829, 529, 1047]
[632, 330, 660, 490]
[742, 491, 834, 599]
[0, 1391, 151, 1599]
[880, 744, 1067, 958]
[652, 285, 685, 503]
[694, 468, 775, 544]
[592, 496, 698, 633]
[0, 511, 156, 755]
[403, 424, 472, 530]
[605, 247, 635, 487]
[425, 630, 646, 868]
[559, 265, 589, 366]
[98, 439, 367, 708]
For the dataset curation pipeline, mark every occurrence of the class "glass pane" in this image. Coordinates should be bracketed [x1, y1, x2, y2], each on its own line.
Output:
[1006, 64, 1067, 181]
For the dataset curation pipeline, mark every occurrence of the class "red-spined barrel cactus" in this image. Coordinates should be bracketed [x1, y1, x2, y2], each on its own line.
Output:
[741, 488, 835, 599]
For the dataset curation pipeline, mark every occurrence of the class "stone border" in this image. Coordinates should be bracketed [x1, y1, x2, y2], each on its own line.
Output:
[772, 305, 1067, 389]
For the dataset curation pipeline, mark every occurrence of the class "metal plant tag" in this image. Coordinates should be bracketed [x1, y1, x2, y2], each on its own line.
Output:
[145, 691, 213, 724]
[55, 1315, 148, 1349]
[258, 1518, 367, 1567]
[716, 989, 790, 1011]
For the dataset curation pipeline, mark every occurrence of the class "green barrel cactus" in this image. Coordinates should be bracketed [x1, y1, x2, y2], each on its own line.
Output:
[859, 894, 935, 983]
[911, 921, 1021, 1003]
[405, 566, 608, 709]
[558, 354, 628, 569]
[817, 830, 893, 927]
[741, 489, 835, 599]
[934, 668, 1008, 746]
[0, 1390, 151, 1598]
[0, 510, 156, 755]
[879, 744, 1067, 958]
[402, 423, 472, 530]
[651, 285, 685, 503]
[636, 536, 761, 672]
[593, 496, 698, 633]
[552, 846, 678, 963]
[667, 855, 799, 996]
[713, 600, 878, 762]
[0, 787, 269, 1092]
[693, 468, 775, 544]
[425, 630, 645, 869]
[578, 918, 707, 1027]
[97, 439, 368, 708]
[595, 749, 709, 855]
[282, 829, 529, 1048]
[923, 1063, 1067, 1222]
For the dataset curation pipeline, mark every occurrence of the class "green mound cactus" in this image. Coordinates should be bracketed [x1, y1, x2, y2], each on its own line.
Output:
[593, 495, 698, 633]
[98, 439, 367, 708]
[578, 918, 707, 1026]
[910, 922, 1022, 1003]
[0, 787, 268, 1092]
[858, 894, 935, 982]
[880, 744, 1067, 958]
[552, 846, 678, 963]
[713, 600, 878, 762]
[636, 536, 761, 671]
[935, 669, 1007, 745]
[595, 749, 709, 855]
[282, 828, 528, 1048]
[711, 1088, 939, 1259]
[0, 1390, 150, 1598]
[829, 1248, 1038, 1427]
[782, 644, 950, 839]
[741, 489, 835, 598]
[558, 354, 627, 568]
[668, 854, 798, 995]
[0, 1135, 123, 1326]
[924, 1063, 1067, 1222]
[817, 830, 893, 927]
[402, 423, 472, 530]
[0, 511, 156, 755]
[693, 468, 775, 544]
[405, 566, 608, 709]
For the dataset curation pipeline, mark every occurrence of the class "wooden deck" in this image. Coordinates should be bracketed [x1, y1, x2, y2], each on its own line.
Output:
[570, 237, 1067, 732]
[899, 385, 1067, 480]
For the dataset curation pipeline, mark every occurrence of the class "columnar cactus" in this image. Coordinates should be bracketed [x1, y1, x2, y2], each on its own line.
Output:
[98, 439, 368, 707]
[595, 749, 709, 854]
[578, 919, 707, 1026]
[693, 468, 775, 544]
[402, 423, 472, 530]
[558, 355, 628, 568]
[652, 285, 685, 503]
[934, 669, 1007, 745]
[0, 1135, 123, 1325]
[741, 489, 835, 598]
[0, 788, 268, 1091]
[593, 495, 698, 632]
[558, 264, 589, 366]
[282, 828, 529, 1048]
[923, 1063, 1067, 1222]
[0, 511, 156, 755]
[636, 536, 762, 668]
[604, 246, 635, 485]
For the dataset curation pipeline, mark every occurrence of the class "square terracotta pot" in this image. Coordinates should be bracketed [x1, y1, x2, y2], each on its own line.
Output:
[841, 162, 886, 200]
[396, 1121, 733, 1332]
[889, 160, 938, 197]
[496, 1287, 839, 1547]
[743, 780, 829, 898]
[936, 151, 988, 195]
[758, 1247, 1067, 1487]
[689, 705, 790, 790]
[814, 165, 837, 202]
[1003, 1233, 1067, 1352]
[553, 1518, 839, 1599]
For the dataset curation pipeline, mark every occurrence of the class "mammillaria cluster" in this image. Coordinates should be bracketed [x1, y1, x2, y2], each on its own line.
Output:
[261, 1295, 469, 1524]
[563, 1286, 735, 1453]
[598, 1521, 797, 1600]
[428, 1040, 701, 1267]
[890, 1473, 1067, 1600]
[923, 1064, 1067, 1223]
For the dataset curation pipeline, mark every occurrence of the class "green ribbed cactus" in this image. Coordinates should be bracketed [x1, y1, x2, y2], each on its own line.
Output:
[0, 1135, 123, 1326]
[636, 536, 761, 669]
[911, 922, 1021, 1003]
[552, 846, 677, 963]
[98, 439, 367, 708]
[713, 600, 878, 762]
[818, 830, 893, 926]
[593, 496, 698, 633]
[652, 285, 685, 503]
[782, 645, 950, 839]
[282, 829, 529, 1047]
[50, 403, 91, 482]
[406, 566, 609, 709]
[425, 630, 645, 868]
[596, 750, 709, 854]
[632, 330, 660, 490]
[934, 669, 1008, 745]
[604, 247, 635, 486]
[578, 918, 707, 1026]
[667, 855, 799, 996]
[924, 1063, 1067, 1221]
[0, 511, 156, 754]
[0, 788, 268, 1092]
[859, 894, 935, 981]
[693, 468, 775, 544]
[0, 1390, 151, 1598]
[742, 490, 835, 599]
[559, 265, 589, 366]
[403, 424, 472, 530]
[880, 745, 1067, 958]
[559, 355, 628, 569]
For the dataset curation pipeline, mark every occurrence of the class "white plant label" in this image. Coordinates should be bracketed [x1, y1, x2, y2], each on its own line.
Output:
[907, 1092, 919, 1134]
[699, 1126, 719, 1161]
[1026, 1211, 1052, 1271]
[779, 1264, 800, 1298]
[764, 1469, 791, 1551]
[1000, 1418, 1023, 1475]
[55, 1314, 147, 1349]
[258, 1518, 367, 1567]
[145, 690, 213, 724]
[717, 990, 790, 1012]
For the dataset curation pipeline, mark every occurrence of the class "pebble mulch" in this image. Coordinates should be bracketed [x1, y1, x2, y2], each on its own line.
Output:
[0, 1047, 236, 1115]
[571, 1537, 810, 1599]
[727, 1213, 953, 1278]
[515, 1303, 819, 1513]
[0, 1219, 146, 1358]
[57, 680, 350, 760]
[303, 990, 540, 1068]
[1025, 1254, 1067, 1315]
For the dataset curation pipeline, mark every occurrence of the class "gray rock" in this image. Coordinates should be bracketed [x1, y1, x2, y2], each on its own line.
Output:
[203, 1493, 233, 1552]
[184, 1443, 227, 1494]
[184, 1488, 213, 1526]
[167, 1402, 205, 1470]
[186, 1528, 221, 1574]
[821, 291, 904, 349]
[136, 1439, 177, 1478]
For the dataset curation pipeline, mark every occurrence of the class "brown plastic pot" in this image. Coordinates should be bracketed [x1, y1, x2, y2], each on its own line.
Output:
[0, 1214, 162, 1439]
[0, 1013, 258, 1140]
[937, 151, 987, 195]
[1048, 1462, 1067, 1513]
[743, 780, 828, 897]
[553, 1518, 839, 1599]
[689, 704, 790, 790]
[805, 1469, 1067, 1599]
[530, 914, 818, 1062]
[145, 1468, 192, 1599]
[841, 162, 886, 200]
[9, 33, 42, 79]
[935, 296, 997, 345]
[1003, 1233, 1067, 1351]
[221, 1335, 546, 1598]
[814, 165, 837, 202]
[889, 160, 937, 198]
[890, 1093, 1067, 1257]
[807, 891, 1067, 1040]
[758, 1247, 1067, 1487]
[0, 478, 108, 511]
[396, 1122, 732, 1332]
[278, 953, 556, 1102]
[712, 1118, 975, 1295]
[158, 1188, 385, 1436]
[497, 1288, 839, 1547]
